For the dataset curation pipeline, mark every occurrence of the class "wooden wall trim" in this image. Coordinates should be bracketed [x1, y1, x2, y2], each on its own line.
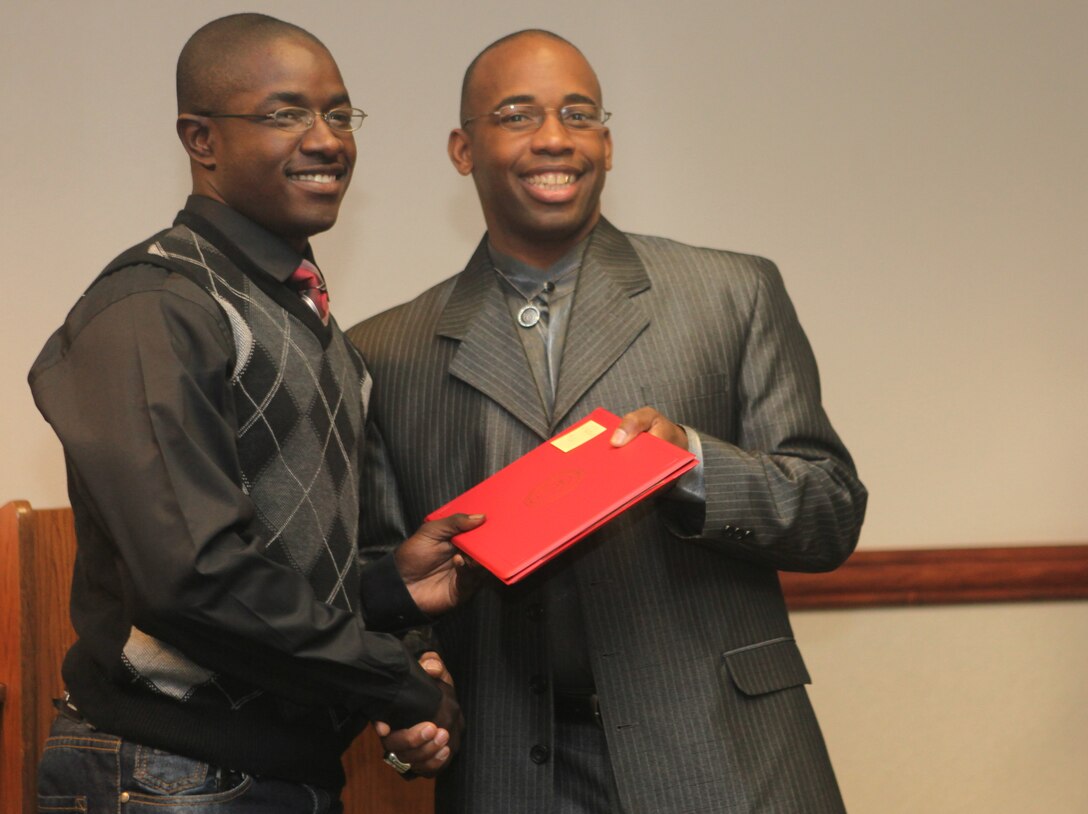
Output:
[781, 544, 1088, 610]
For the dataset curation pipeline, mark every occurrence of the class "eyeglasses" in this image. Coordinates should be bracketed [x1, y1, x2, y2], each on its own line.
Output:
[462, 104, 611, 133]
[204, 106, 367, 133]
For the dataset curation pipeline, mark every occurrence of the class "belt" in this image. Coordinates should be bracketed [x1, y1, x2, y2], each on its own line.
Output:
[54, 692, 95, 728]
[554, 690, 603, 729]
[54, 692, 246, 789]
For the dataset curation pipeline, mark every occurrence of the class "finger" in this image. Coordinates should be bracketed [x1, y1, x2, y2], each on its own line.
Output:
[421, 662, 453, 685]
[421, 659, 445, 679]
[454, 552, 479, 569]
[374, 721, 391, 737]
[647, 417, 687, 448]
[417, 512, 486, 543]
[386, 729, 449, 766]
[610, 407, 656, 446]
[381, 722, 437, 753]
[394, 747, 452, 779]
[419, 651, 446, 678]
[450, 512, 486, 533]
[408, 745, 452, 777]
[403, 726, 449, 754]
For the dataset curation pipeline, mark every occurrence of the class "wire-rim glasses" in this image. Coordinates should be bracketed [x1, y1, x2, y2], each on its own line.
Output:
[462, 103, 611, 133]
[203, 106, 367, 133]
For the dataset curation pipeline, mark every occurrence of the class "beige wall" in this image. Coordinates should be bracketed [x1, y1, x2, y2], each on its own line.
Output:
[2, 1, 1085, 810]
[795, 601, 1088, 812]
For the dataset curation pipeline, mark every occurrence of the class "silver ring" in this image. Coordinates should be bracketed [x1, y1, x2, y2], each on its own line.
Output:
[383, 750, 412, 775]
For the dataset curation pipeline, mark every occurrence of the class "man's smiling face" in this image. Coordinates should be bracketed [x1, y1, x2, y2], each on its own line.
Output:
[197, 36, 356, 250]
[450, 33, 612, 267]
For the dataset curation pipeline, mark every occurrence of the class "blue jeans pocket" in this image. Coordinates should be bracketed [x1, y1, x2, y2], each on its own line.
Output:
[39, 716, 122, 803]
[133, 745, 211, 794]
[40, 714, 254, 809]
[127, 745, 253, 806]
[39, 713, 336, 811]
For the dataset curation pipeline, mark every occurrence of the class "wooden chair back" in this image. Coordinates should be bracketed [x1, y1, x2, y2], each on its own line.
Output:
[0, 500, 78, 814]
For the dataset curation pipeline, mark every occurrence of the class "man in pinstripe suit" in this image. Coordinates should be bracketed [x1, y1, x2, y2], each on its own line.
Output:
[349, 29, 867, 813]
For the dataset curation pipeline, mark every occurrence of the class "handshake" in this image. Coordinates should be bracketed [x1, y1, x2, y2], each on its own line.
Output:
[378, 512, 485, 778]
[376, 650, 461, 778]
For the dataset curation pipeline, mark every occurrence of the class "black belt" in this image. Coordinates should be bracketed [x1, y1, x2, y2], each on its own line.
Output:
[54, 692, 246, 789]
[554, 690, 603, 728]
[54, 692, 94, 728]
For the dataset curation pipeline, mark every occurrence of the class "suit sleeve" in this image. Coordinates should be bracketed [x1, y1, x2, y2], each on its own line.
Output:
[662, 257, 867, 573]
[30, 269, 441, 728]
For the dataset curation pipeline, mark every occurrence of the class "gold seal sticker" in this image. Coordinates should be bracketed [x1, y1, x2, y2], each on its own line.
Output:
[551, 419, 606, 453]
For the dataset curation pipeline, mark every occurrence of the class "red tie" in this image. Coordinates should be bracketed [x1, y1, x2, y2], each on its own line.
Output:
[289, 259, 329, 324]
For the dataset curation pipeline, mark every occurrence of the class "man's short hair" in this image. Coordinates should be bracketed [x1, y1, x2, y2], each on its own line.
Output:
[458, 29, 584, 122]
[177, 13, 327, 115]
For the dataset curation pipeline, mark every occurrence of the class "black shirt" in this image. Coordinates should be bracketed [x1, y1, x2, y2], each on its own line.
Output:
[29, 196, 438, 789]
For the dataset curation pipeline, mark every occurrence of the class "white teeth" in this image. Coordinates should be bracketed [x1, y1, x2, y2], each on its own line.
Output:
[527, 172, 576, 188]
[292, 173, 337, 183]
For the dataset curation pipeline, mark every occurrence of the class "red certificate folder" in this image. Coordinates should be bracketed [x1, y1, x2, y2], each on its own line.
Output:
[425, 407, 697, 585]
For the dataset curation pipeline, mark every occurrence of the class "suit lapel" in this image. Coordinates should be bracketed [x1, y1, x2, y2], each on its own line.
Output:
[552, 219, 651, 427]
[437, 239, 552, 439]
[436, 221, 652, 438]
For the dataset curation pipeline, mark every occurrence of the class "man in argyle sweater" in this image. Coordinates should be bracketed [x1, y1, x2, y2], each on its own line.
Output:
[28, 14, 475, 812]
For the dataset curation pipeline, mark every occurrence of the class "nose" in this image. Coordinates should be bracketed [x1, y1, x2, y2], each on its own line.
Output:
[530, 110, 575, 155]
[300, 115, 347, 156]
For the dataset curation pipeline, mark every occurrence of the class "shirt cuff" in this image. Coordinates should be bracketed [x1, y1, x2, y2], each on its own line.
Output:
[359, 552, 432, 633]
[375, 657, 444, 730]
[668, 424, 706, 504]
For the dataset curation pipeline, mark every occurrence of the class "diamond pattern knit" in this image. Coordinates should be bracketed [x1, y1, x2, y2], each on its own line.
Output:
[115, 224, 371, 701]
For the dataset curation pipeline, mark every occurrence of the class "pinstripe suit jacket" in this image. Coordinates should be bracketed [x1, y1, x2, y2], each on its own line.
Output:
[348, 218, 867, 813]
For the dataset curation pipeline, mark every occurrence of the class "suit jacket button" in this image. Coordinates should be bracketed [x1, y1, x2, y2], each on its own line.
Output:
[526, 603, 545, 622]
[530, 744, 551, 764]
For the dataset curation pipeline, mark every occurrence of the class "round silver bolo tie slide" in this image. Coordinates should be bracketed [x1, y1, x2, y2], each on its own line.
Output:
[517, 303, 542, 328]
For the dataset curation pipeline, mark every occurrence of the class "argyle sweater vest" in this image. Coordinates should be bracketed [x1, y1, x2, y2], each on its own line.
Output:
[134, 225, 371, 612]
[71, 223, 372, 789]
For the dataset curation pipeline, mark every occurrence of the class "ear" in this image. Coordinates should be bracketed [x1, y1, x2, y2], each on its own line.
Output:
[603, 127, 613, 172]
[176, 114, 216, 170]
[448, 128, 474, 176]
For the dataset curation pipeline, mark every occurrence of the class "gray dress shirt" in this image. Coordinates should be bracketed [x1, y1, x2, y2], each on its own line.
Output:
[488, 241, 706, 690]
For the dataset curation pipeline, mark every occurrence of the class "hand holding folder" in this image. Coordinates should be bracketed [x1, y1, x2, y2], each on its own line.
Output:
[425, 407, 697, 585]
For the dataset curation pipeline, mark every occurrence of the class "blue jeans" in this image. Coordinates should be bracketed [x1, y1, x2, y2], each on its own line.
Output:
[38, 714, 342, 813]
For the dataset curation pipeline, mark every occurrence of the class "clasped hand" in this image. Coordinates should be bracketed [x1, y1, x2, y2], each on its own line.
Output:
[375, 651, 461, 778]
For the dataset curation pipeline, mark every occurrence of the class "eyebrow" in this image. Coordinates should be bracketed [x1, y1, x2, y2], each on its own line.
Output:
[496, 94, 536, 108]
[563, 93, 600, 106]
[259, 90, 353, 109]
[494, 92, 601, 109]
